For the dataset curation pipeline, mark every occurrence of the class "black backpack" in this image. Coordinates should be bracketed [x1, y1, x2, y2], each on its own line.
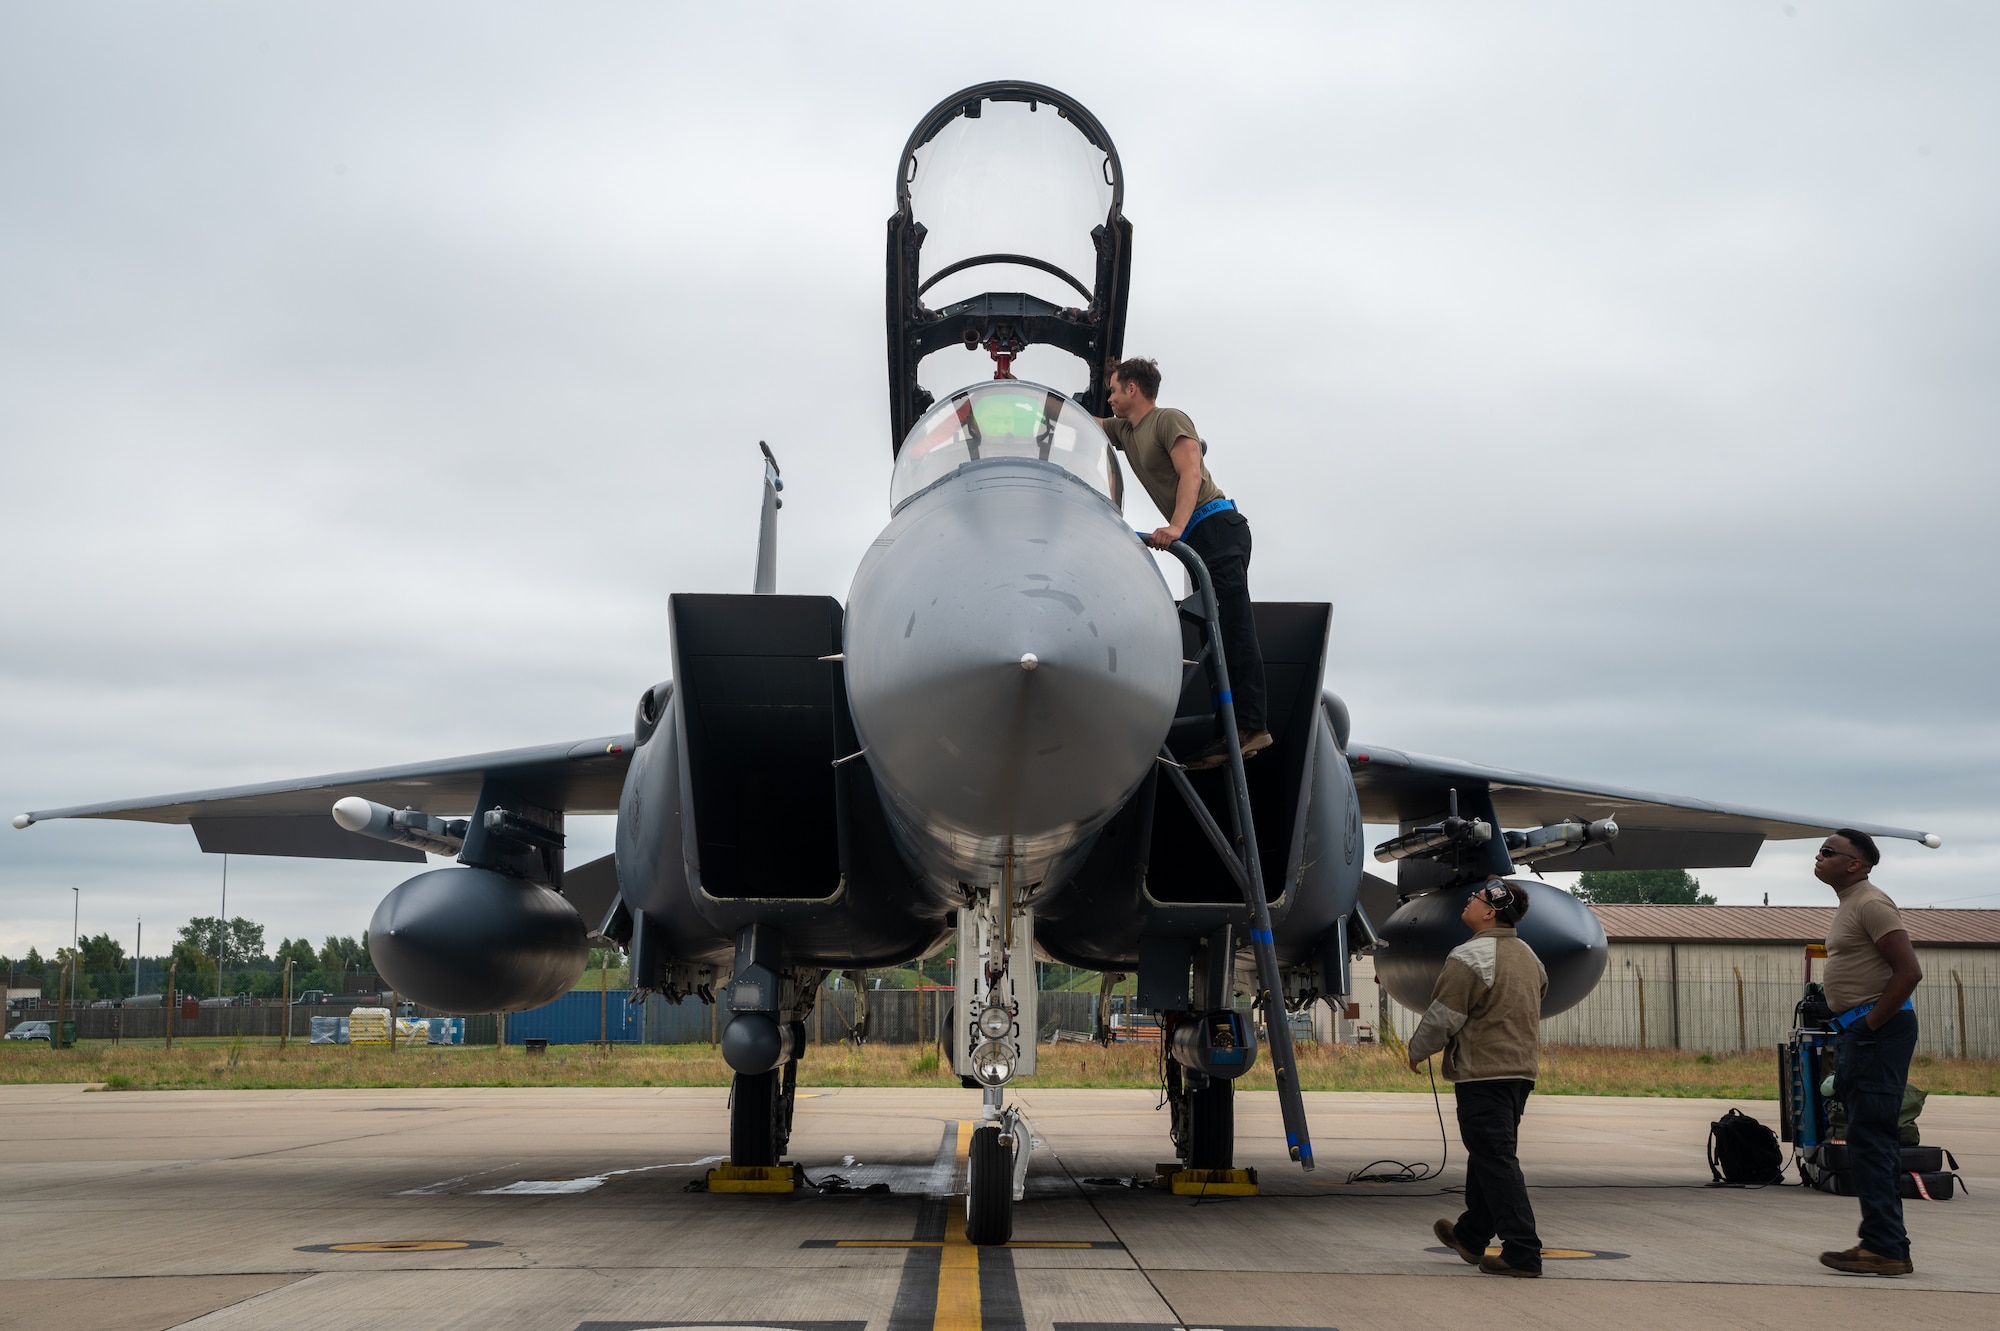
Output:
[1709, 1108, 1786, 1185]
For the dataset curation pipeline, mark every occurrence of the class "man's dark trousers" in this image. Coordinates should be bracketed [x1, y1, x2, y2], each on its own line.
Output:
[1835, 1007, 1918, 1259]
[1452, 1079, 1542, 1273]
[1184, 509, 1268, 734]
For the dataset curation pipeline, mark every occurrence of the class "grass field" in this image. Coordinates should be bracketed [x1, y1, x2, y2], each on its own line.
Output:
[4, 1038, 1997, 1098]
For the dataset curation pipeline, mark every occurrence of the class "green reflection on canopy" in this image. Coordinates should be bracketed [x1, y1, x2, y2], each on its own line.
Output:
[971, 389, 1051, 437]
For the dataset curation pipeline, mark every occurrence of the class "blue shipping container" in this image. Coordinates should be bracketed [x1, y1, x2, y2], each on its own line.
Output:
[505, 990, 643, 1044]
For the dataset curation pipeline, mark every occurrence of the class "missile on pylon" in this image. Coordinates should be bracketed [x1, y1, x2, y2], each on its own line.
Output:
[331, 797, 468, 858]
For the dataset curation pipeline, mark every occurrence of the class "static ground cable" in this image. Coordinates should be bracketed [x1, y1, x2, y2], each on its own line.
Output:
[1345, 1062, 1452, 1184]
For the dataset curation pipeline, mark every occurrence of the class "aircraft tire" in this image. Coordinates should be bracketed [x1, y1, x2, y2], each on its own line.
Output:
[730, 1069, 782, 1167]
[964, 1124, 1013, 1246]
[1186, 1077, 1234, 1170]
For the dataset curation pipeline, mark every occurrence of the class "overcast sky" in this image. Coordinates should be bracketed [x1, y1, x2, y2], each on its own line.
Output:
[3, 2, 1996, 962]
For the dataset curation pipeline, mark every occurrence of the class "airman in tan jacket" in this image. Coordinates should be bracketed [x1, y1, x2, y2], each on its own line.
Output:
[1410, 879, 1549, 1278]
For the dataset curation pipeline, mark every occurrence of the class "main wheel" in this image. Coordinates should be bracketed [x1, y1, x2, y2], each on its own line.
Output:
[964, 1124, 1014, 1246]
[1186, 1077, 1234, 1170]
[729, 1069, 781, 1167]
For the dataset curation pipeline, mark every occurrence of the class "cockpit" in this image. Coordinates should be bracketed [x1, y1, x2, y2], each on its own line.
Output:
[886, 83, 1132, 456]
[889, 380, 1122, 512]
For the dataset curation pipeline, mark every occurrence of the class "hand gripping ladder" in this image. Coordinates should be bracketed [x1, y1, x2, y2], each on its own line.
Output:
[1156, 539, 1314, 1171]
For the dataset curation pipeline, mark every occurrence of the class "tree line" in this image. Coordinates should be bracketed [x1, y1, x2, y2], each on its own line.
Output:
[3, 918, 373, 1002]
[4, 871, 1716, 1004]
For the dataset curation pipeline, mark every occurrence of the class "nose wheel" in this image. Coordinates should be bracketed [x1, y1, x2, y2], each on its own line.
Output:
[965, 1121, 1014, 1245]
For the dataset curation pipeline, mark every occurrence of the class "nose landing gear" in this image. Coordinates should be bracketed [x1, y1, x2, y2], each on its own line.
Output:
[956, 871, 1038, 1244]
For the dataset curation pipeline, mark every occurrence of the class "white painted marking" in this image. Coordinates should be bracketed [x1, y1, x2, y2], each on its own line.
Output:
[394, 1161, 520, 1196]
[472, 1156, 724, 1196]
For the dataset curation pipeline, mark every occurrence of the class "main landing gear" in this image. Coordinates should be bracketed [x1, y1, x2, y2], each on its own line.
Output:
[728, 1041, 801, 1168]
[1168, 1060, 1236, 1170]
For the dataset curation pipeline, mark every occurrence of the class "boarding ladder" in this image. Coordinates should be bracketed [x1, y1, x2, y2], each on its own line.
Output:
[1157, 540, 1314, 1172]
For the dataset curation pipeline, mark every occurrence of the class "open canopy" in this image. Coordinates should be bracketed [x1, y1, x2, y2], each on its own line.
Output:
[886, 83, 1133, 454]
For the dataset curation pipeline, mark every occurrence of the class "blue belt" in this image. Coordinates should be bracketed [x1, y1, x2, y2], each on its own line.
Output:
[1833, 998, 1915, 1030]
[1181, 497, 1236, 538]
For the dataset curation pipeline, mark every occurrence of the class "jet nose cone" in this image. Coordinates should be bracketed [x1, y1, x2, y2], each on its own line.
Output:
[846, 474, 1180, 842]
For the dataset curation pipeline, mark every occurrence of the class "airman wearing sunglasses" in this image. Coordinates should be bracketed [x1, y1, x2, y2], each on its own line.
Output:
[1814, 829, 1923, 1277]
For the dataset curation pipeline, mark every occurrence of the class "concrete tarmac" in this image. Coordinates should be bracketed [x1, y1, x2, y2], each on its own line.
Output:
[0, 1081, 1993, 1331]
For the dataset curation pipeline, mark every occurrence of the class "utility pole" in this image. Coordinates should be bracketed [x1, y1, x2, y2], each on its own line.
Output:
[280, 958, 292, 1050]
[217, 855, 228, 1000]
[165, 961, 176, 1051]
[67, 886, 78, 1049]
[134, 917, 142, 1000]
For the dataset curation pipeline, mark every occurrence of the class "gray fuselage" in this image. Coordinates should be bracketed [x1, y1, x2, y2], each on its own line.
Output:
[845, 453, 1181, 904]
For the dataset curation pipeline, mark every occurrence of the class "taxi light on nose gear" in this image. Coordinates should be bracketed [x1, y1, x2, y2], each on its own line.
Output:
[971, 1039, 1015, 1087]
[977, 1005, 1014, 1039]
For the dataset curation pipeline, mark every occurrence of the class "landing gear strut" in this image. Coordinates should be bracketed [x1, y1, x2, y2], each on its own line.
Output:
[955, 868, 1037, 1244]
[1168, 1059, 1236, 1170]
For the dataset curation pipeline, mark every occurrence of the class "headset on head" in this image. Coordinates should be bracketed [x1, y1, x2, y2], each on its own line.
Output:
[1473, 878, 1525, 920]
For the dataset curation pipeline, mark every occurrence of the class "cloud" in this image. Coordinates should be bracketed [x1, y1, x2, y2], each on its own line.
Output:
[3, 3, 1995, 954]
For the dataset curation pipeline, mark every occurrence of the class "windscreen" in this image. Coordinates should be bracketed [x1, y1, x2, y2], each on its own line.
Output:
[908, 98, 1115, 312]
[890, 381, 1120, 511]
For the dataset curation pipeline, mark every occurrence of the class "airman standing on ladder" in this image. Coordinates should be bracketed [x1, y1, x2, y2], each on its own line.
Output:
[1098, 357, 1269, 769]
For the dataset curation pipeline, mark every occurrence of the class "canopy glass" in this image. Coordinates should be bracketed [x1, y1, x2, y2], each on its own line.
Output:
[908, 97, 1114, 312]
[890, 381, 1120, 511]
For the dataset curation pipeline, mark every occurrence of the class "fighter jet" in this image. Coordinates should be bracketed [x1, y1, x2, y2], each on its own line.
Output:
[13, 81, 1941, 1244]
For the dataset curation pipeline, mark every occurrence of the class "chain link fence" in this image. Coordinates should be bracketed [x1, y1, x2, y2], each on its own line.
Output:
[1371, 953, 2000, 1059]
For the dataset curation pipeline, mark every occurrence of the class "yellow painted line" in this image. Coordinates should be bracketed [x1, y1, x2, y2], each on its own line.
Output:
[956, 1118, 974, 1181]
[934, 1120, 980, 1331]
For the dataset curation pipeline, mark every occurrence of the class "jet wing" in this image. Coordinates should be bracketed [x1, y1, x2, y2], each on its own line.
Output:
[1346, 742, 1939, 872]
[13, 735, 635, 863]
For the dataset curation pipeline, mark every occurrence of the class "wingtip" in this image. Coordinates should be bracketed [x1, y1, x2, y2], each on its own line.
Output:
[1921, 833, 1942, 849]
[11, 813, 32, 830]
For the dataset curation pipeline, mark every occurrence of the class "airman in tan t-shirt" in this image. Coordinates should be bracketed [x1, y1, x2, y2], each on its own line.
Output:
[1822, 879, 1905, 1014]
